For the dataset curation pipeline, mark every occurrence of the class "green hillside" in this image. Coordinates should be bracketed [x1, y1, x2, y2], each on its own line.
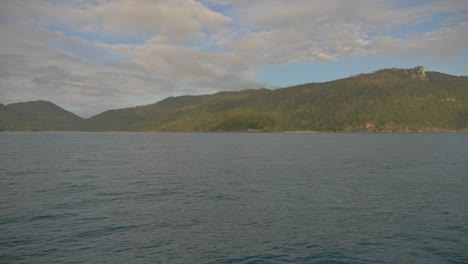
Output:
[1, 67, 468, 132]
[84, 67, 468, 132]
[0, 100, 82, 131]
[0, 103, 30, 131]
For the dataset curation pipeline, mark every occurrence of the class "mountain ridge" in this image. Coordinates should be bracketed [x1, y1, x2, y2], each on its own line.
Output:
[1, 66, 468, 132]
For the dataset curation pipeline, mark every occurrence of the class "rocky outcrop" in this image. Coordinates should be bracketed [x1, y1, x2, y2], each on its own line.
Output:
[364, 122, 376, 132]
[405, 66, 426, 80]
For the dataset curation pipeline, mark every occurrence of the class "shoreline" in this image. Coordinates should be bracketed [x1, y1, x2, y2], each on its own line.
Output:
[2, 130, 468, 134]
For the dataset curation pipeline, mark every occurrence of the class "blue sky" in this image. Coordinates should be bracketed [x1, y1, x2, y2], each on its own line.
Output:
[0, 0, 467, 116]
[257, 52, 468, 87]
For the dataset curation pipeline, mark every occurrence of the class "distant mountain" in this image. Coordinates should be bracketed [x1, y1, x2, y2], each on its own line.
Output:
[0, 103, 27, 131]
[0, 100, 82, 131]
[1, 66, 468, 132]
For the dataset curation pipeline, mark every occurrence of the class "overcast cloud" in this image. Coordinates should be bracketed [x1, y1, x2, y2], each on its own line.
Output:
[0, 0, 467, 117]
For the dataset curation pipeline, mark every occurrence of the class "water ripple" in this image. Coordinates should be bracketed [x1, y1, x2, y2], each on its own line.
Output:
[0, 132, 467, 263]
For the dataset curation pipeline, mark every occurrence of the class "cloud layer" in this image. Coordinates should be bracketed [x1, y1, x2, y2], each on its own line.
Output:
[0, 0, 467, 116]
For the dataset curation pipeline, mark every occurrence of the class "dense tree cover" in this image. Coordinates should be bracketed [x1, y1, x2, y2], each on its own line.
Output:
[1, 67, 468, 132]
[0, 101, 83, 131]
[0, 103, 29, 131]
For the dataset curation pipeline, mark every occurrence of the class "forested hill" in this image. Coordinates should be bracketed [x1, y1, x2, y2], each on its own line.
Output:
[0, 100, 82, 131]
[1, 66, 468, 132]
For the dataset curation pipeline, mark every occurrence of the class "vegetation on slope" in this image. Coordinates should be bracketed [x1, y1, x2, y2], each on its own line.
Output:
[0, 100, 82, 131]
[1, 67, 467, 132]
[84, 67, 468, 132]
[0, 103, 30, 131]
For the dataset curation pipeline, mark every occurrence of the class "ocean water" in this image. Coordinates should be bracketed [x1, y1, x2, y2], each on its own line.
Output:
[0, 132, 467, 264]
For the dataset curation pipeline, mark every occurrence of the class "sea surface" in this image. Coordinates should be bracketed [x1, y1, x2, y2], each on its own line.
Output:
[0, 132, 467, 263]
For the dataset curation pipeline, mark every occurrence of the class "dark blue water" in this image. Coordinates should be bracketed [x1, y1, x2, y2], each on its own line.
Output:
[1, 132, 467, 263]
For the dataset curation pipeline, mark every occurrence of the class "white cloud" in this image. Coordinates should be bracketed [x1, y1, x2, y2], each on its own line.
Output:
[0, 0, 467, 116]
[373, 22, 468, 56]
[223, 0, 468, 65]
[0, 2, 259, 117]
[0, 0, 231, 41]
[76, 0, 231, 41]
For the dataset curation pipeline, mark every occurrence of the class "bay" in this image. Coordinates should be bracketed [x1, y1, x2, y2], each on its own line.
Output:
[1, 132, 467, 263]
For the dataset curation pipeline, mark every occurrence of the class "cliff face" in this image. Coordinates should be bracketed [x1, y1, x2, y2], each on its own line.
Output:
[406, 66, 426, 80]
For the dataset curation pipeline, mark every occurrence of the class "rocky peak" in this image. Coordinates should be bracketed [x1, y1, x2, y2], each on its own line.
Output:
[405, 66, 426, 80]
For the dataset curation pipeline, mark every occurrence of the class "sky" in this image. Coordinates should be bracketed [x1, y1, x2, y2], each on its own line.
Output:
[0, 0, 467, 117]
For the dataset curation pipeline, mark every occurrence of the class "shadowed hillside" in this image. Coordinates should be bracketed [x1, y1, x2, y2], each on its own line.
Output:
[1, 101, 82, 131]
